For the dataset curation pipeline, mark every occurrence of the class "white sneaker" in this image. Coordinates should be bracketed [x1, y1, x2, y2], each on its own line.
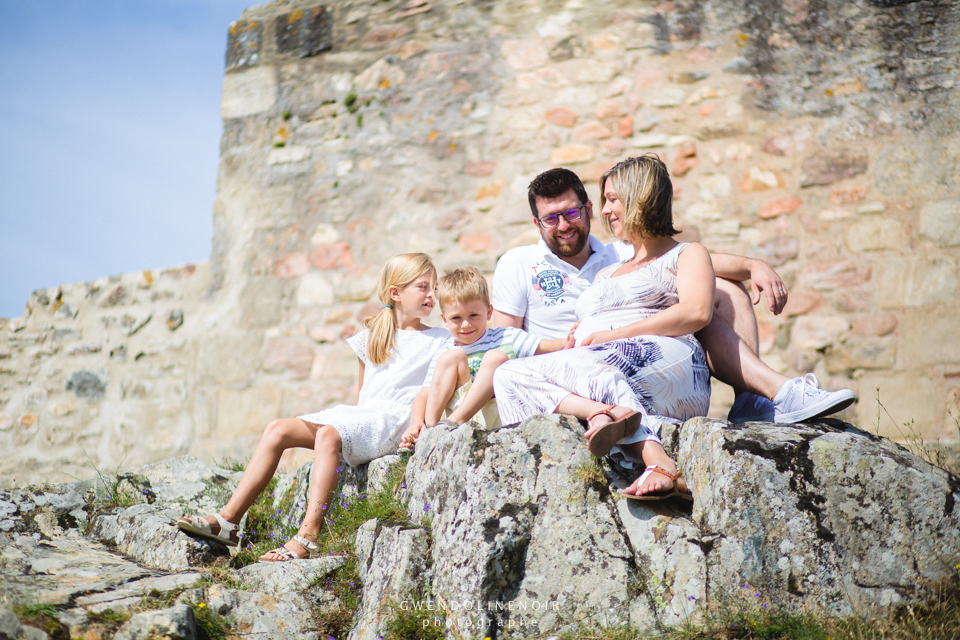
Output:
[773, 374, 856, 424]
[727, 393, 775, 424]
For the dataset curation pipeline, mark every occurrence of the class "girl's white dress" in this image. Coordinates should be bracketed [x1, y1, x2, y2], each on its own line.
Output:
[298, 326, 450, 466]
[494, 242, 710, 455]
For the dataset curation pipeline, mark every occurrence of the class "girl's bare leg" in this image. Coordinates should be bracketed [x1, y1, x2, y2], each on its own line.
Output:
[425, 350, 471, 426]
[199, 418, 316, 541]
[260, 424, 342, 561]
[448, 349, 508, 424]
[553, 395, 681, 496]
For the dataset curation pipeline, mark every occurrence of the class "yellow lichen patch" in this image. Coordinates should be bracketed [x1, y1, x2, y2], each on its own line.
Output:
[735, 33, 749, 48]
[379, 78, 391, 89]
[287, 10, 303, 23]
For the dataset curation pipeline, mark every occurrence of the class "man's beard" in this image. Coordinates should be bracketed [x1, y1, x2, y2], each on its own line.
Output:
[546, 226, 588, 257]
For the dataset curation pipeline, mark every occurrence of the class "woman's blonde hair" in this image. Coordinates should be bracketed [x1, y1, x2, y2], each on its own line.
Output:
[599, 154, 679, 241]
[362, 252, 436, 365]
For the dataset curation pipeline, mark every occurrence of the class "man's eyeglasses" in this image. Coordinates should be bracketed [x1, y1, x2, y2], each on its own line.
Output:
[537, 205, 585, 228]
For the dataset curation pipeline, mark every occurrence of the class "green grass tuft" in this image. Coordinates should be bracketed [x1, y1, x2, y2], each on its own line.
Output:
[382, 595, 448, 640]
[14, 603, 69, 640]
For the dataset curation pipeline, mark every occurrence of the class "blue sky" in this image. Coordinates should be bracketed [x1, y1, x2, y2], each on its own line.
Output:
[0, 0, 254, 317]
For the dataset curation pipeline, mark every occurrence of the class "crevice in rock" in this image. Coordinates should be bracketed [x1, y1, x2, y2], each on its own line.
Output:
[722, 430, 835, 543]
[478, 501, 538, 635]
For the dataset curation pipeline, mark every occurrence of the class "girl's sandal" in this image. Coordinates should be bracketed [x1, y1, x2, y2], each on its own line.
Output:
[586, 405, 641, 458]
[176, 513, 239, 547]
[623, 465, 693, 502]
[259, 534, 321, 563]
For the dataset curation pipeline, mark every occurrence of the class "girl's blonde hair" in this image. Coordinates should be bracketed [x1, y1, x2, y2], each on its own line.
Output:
[362, 252, 436, 365]
[599, 154, 679, 242]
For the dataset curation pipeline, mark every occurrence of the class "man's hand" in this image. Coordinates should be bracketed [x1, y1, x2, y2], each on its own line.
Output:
[580, 329, 617, 346]
[750, 261, 788, 315]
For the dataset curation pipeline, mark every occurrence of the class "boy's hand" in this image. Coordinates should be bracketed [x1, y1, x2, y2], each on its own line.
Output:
[399, 422, 423, 450]
[563, 320, 581, 349]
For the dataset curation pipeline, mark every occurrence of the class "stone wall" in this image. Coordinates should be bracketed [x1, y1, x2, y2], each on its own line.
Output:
[2, 0, 959, 487]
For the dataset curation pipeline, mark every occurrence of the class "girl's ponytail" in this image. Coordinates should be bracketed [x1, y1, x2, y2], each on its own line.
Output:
[362, 253, 435, 365]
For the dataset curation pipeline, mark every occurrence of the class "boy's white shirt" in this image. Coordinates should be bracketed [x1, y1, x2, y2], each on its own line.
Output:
[491, 236, 635, 339]
[422, 326, 542, 387]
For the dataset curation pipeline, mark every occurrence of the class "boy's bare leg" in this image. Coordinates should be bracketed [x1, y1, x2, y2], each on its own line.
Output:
[424, 349, 471, 426]
[448, 349, 509, 424]
[261, 424, 341, 560]
[554, 395, 681, 496]
[200, 418, 317, 541]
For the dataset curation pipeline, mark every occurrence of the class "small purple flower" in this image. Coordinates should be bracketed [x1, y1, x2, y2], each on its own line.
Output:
[762, 603, 768, 608]
[349, 582, 355, 587]
[754, 593, 760, 598]
[401, 482, 406, 488]
[322, 505, 328, 510]
[688, 596, 695, 601]
[336, 467, 341, 473]
[424, 504, 430, 512]
[742, 608, 747, 613]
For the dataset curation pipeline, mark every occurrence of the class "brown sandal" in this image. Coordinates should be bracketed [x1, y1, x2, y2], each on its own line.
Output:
[623, 465, 693, 502]
[586, 405, 641, 458]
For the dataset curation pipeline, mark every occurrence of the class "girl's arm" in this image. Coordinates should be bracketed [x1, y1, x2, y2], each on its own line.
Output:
[400, 387, 430, 449]
[356, 359, 365, 404]
[581, 243, 716, 345]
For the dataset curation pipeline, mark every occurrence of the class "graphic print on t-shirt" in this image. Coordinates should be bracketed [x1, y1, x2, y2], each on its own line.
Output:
[530, 262, 571, 307]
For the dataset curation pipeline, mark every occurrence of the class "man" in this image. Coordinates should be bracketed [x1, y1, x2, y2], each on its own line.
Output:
[492, 167, 854, 424]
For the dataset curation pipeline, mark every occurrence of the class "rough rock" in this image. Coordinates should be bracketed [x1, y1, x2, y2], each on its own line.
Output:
[237, 556, 344, 596]
[114, 605, 196, 640]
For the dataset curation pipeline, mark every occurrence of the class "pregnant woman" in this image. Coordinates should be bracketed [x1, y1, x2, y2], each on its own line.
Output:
[493, 154, 715, 501]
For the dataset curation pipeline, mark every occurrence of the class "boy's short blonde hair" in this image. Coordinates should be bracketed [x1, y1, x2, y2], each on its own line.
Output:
[436, 267, 490, 310]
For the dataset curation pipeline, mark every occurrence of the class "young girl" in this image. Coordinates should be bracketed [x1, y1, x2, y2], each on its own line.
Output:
[177, 253, 449, 561]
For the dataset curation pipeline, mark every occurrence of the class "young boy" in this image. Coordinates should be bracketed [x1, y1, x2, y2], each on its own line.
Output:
[400, 267, 574, 450]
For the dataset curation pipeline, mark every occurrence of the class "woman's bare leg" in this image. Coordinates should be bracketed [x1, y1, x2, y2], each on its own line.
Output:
[554, 395, 683, 496]
[696, 312, 789, 400]
[260, 424, 342, 561]
[713, 278, 759, 355]
[425, 350, 471, 426]
[448, 349, 509, 425]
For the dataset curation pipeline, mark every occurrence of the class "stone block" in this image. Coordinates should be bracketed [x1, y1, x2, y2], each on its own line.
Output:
[782, 290, 824, 317]
[758, 196, 802, 219]
[221, 66, 276, 119]
[852, 313, 898, 337]
[854, 373, 942, 441]
[800, 149, 868, 187]
[790, 316, 850, 350]
[355, 58, 406, 91]
[226, 20, 263, 69]
[501, 38, 547, 69]
[238, 278, 284, 328]
[875, 256, 957, 308]
[263, 338, 315, 379]
[296, 273, 335, 307]
[752, 235, 799, 267]
[309, 242, 353, 270]
[873, 139, 954, 199]
[899, 307, 960, 366]
[274, 252, 310, 278]
[576, 122, 612, 142]
[798, 260, 869, 291]
[550, 144, 595, 165]
[338, 267, 378, 302]
[544, 107, 577, 127]
[197, 333, 262, 385]
[275, 6, 333, 59]
[741, 167, 784, 192]
[919, 200, 960, 247]
[216, 386, 282, 437]
[845, 218, 905, 252]
[825, 336, 896, 373]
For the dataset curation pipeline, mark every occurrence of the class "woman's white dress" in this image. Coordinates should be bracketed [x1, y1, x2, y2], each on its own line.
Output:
[298, 326, 450, 466]
[494, 243, 710, 452]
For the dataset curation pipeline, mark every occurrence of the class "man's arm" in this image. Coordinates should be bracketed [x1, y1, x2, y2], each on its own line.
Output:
[710, 252, 787, 315]
[493, 310, 524, 329]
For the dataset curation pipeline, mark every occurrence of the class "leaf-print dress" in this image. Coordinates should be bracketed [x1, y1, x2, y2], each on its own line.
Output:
[493, 243, 710, 452]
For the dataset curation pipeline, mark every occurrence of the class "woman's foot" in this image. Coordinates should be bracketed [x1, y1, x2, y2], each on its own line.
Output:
[622, 465, 692, 502]
[176, 513, 240, 547]
[585, 405, 641, 457]
[259, 533, 319, 562]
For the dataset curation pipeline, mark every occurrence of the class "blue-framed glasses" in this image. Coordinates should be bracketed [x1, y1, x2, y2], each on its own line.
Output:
[537, 205, 585, 228]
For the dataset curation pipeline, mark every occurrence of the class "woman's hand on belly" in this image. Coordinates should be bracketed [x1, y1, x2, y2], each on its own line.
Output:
[580, 329, 619, 346]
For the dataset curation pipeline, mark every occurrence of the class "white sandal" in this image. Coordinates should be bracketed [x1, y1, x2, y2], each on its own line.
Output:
[176, 513, 239, 547]
[259, 534, 320, 563]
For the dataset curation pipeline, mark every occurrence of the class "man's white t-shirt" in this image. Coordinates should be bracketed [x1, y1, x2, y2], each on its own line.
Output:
[492, 236, 635, 339]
